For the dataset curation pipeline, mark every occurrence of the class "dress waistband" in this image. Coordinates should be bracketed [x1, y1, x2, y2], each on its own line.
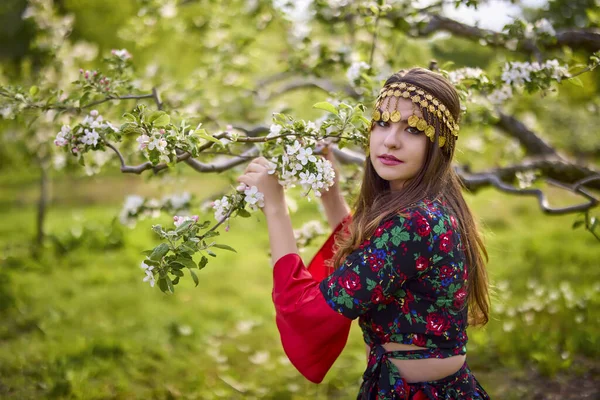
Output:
[359, 344, 465, 400]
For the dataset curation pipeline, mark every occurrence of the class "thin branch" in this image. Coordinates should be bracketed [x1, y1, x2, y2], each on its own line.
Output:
[98, 132, 126, 168]
[258, 77, 358, 102]
[199, 203, 236, 240]
[81, 93, 154, 110]
[409, 13, 600, 53]
[152, 87, 163, 110]
[369, 8, 381, 66]
[183, 147, 260, 173]
[232, 125, 269, 137]
[457, 166, 599, 215]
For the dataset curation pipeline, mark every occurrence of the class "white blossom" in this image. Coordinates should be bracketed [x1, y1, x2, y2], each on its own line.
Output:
[534, 18, 555, 36]
[54, 125, 71, 146]
[173, 215, 199, 227]
[267, 123, 282, 138]
[447, 67, 487, 85]
[286, 140, 302, 155]
[244, 185, 265, 210]
[488, 85, 513, 104]
[296, 147, 316, 165]
[346, 61, 370, 84]
[163, 192, 191, 210]
[141, 261, 156, 287]
[81, 128, 100, 146]
[111, 48, 132, 60]
[137, 134, 151, 150]
[213, 196, 232, 221]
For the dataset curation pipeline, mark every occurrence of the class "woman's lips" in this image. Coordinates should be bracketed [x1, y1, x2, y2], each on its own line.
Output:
[378, 156, 404, 166]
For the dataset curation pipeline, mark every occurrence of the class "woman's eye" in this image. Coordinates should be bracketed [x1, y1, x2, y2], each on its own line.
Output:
[406, 127, 422, 135]
[376, 120, 389, 128]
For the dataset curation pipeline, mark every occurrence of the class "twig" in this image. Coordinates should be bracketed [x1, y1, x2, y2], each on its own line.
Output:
[369, 7, 381, 66]
[152, 87, 163, 110]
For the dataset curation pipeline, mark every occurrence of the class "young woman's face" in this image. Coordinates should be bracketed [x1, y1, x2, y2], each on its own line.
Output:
[369, 98, 429, 191]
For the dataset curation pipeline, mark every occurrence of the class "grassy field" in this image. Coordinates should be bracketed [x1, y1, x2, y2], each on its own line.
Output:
[0, 170, 598, 399]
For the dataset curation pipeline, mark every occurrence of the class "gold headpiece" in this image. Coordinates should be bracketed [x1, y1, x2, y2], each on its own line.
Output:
[370, 82, 459, 153]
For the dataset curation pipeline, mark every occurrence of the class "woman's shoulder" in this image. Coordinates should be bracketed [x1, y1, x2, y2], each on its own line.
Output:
[387, 196, 460, 238]
[396, 196, 452, 221]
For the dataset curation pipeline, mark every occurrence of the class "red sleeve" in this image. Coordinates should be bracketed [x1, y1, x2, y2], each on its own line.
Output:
[306, 214, 352, 281]
[272, 253, 352, 384]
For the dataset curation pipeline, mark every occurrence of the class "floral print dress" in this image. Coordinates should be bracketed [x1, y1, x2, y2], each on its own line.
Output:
[319, 197, 488, 399]
[271, 196, 489, 399]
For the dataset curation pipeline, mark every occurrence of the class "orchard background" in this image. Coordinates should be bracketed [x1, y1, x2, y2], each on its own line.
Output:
[0, 0, 599, 398]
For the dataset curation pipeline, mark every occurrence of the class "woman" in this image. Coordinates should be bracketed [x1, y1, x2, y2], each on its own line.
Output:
[237, 68, 490, 399]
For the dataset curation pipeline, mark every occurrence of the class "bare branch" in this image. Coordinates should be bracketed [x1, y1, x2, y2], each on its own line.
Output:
[99, 133, 126, 168]
[411, 13, 600, 53]
[494, 111, 560, 157]
[183, 147, 260, 173]
[258, 77, 358, 101]
[457, 165, 599, 215]
[81, 93, 155, 110]
[233, 125, 269, 137]
[369, 8, 381, 66]
[152, 87, 163, 110]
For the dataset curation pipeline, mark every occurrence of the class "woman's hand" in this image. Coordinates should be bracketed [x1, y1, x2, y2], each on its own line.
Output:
[236, 157, 285, 214]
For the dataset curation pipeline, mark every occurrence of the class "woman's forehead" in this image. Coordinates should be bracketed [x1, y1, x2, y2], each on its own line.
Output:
[378, 97, 423, 119]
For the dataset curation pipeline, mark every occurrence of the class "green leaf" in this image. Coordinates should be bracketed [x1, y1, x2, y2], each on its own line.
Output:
[196, 129, 223, 147]
[237, 209, 251, 218]
[123, 113, 136, 123]
[198, 256, 208, 270]
[313, 102, 338, 116]
[149, 243, 170, 261]
[141, 250, 153, 256]
[207, 250, 216, 257]
[158, 277, 169, 293]
[166, 276, 174, 293]
[202, 231, 220, 239]
[148, 111, 170, 127]
[175, 220, 194, 234]
[172, 269, 184, 277]
[212, 243, 237, 253]
[153, 114, 170, 127]
[569, 77, 584, 88]
[29, 86, 39, 96]
[174, 256, 197, 269]
[189, 269, 199, 287]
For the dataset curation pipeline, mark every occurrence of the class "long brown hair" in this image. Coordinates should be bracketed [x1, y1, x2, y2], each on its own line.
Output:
[332, 67, 490, 326]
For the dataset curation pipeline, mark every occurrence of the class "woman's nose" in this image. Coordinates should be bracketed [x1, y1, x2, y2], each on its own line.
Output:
[383, 129, 401, 149]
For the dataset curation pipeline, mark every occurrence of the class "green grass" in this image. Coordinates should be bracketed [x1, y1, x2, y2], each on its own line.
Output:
[0, 173, 598, 399]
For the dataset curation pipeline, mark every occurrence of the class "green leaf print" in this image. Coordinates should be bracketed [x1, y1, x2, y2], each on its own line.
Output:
[390, 226, 410, 246]
[374, 232, 389, 249]
[336, 290, 354, 310]
[435, 297, 453, 308]
[433, 220, 446, 235]
[366, 278, 377, 291]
